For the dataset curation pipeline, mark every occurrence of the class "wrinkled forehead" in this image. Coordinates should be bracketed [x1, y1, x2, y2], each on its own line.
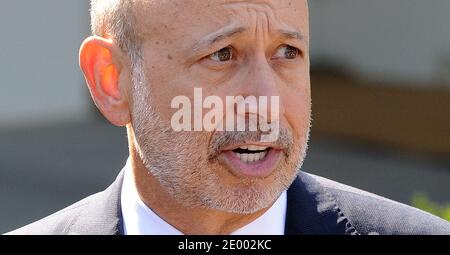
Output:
[133, 0, 309, 43]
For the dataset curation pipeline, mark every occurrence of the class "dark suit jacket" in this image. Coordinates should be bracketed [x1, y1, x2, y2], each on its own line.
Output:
[6, 169, 450, 235]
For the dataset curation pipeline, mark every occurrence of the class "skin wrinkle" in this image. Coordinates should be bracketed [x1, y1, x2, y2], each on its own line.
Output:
[223, 0, 307, 42]
[89, 0, 311, 234]
[221, 0, 276, 12]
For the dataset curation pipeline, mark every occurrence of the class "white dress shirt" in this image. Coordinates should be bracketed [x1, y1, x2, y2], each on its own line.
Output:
[120, 159, 287, 235]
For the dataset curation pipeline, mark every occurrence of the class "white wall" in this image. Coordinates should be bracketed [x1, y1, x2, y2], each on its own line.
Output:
[0, 1, 91, 128]
[309, 0, 450, 85]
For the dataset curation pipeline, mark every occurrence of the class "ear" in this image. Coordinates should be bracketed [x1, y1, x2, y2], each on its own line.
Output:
[79, 36, 131, 126]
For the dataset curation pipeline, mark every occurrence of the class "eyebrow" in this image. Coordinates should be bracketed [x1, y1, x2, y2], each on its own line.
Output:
[192, 25, 247, 53]
[278, 29, 304, 41]
[191, 25, 305, 55]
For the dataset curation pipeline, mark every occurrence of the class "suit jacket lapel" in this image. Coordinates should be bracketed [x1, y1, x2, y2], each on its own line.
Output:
[285, 172, 359, 235]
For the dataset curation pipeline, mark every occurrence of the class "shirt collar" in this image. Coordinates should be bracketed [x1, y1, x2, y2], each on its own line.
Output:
[120, 158, 287, 235]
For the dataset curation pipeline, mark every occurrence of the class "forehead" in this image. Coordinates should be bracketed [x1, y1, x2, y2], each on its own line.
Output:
[133, 0, 309, 42]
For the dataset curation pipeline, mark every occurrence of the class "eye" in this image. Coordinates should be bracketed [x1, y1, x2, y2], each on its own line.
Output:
[209, 47, 234, 62]
[273, 45, 300, 60]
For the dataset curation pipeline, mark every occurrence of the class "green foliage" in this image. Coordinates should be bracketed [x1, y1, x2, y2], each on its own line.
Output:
[411, 193, 450, 221]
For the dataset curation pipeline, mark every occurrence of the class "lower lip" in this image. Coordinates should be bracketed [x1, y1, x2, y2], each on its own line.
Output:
[219, 149, 282, 178]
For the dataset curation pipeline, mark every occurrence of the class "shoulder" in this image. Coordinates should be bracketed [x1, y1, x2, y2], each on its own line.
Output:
[5, 192, 103, 235]
[5, 170, 124, 235]
[301, 172, 450, 235]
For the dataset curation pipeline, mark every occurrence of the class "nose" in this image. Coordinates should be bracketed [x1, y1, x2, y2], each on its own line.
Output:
[236, 55, 284, 124]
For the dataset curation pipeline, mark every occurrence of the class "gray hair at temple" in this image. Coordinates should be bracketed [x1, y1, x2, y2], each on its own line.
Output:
[90, 0, 142, 63]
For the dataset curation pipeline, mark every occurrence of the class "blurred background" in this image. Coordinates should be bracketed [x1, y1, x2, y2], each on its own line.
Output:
[0, 0, 449, 233]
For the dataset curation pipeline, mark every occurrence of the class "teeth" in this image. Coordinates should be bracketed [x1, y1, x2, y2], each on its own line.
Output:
[238, 145, 269, 151]
[241, 153, 249, 162]
[233, 145, 270, 164]
[233, 150, 268, 164]
[259, 151, 267, 159]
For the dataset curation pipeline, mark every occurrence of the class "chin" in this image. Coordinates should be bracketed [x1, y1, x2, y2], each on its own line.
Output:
[202, 170, 289, 214]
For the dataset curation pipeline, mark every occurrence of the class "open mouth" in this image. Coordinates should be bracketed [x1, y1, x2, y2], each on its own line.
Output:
[232, 146, 271, 164]
[219, 144, 282, 178]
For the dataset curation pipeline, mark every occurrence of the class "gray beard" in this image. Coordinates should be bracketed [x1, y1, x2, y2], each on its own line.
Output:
[129, 61, 311, 214]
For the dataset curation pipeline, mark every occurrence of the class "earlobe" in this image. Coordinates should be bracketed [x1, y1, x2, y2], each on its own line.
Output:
[79, 36, 131, 126]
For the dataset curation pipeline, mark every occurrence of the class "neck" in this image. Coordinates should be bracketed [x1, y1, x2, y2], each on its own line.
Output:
[128, 143, 271, 235]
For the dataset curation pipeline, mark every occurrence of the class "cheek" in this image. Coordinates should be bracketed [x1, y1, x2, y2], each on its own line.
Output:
[142, 69, 195, 123]
[282, 83, 311, 140]
[140, 47, 196, 122]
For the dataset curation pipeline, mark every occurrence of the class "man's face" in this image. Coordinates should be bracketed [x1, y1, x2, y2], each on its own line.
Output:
[130, 0, 311, 213]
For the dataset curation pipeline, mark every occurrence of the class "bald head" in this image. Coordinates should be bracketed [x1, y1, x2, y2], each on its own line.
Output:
[90, 0, 308, 62]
